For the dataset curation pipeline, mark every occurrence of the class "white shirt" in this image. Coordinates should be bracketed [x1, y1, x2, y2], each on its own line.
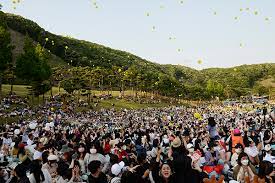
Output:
[28, 169, 52, 183]
[27, 138, 34, 146]
[231, 153, 239, 167]
[263, 153, 275, 163]
[244, 146, 259, 158]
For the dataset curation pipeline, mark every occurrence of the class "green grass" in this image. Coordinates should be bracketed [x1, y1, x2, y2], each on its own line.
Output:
[97, 98, 171, 110]
[1, 84, 173, 111]
[2, 85, 148, 98]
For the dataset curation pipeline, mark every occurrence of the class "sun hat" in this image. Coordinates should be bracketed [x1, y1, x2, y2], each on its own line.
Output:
[111, 161, 125, 176]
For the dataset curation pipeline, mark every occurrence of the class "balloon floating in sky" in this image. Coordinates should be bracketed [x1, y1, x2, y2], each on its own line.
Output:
[177, 48, 181, 52]
[234, 16, 239, 20]
[254, 11, 258, 15]
[246, 8, 250, 11]
[169, 37, 176, 40]
[179, 0, 184, 4]
[197, 60, 202, 64]
[239, 43, 243, 48]
[240, 8, 243, 12]
[213, 12, 217, 15]
[146, 12, 150, 17]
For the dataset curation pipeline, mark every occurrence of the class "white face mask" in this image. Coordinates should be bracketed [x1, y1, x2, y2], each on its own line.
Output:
[235, 148, 242, 154]
[90, 149, 97, 154]
[241, 159, 249, 166]
[122, 145, 127, 151]
[188, 148, 194, 153]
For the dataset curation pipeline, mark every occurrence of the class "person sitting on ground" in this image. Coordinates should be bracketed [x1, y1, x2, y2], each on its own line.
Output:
[233, 152, 257, 182]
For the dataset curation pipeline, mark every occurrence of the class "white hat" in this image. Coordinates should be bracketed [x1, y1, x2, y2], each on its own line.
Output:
[265, 144, 272, 151]
[111, 161, 125, 176]
[14, 129, 20, 135]
[48, 154, 58, 161]
[163, 138, 169, 144]
[29, 123, 37, 130]
[49, 122, 54, 127]
[45, 126, 50, 131]
[187, 143, 194, 149]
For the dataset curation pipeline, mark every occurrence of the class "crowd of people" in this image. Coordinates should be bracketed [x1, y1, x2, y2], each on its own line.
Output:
[0, 94, 274, 183]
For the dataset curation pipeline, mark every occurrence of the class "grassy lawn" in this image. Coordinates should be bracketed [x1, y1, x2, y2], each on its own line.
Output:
[1, 85, 173, 111]
[2, 85, 140, 98]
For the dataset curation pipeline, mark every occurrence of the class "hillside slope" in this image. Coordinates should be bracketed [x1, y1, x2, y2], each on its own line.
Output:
[1, 11, 274, 99]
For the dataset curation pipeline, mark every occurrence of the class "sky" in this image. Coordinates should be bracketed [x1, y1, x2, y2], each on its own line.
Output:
[1, 0, 275, 69]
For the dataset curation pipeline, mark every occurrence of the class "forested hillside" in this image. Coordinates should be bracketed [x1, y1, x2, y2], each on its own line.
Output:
[0, 11, 274, 99]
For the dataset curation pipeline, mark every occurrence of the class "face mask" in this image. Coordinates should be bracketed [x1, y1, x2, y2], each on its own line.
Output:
[241, 159, 249, 166]
[90, 149, 97, 154]
[78, 147, 85, 153]
[235, 148, 242, 154]
[122, 145, 127, 151]
[188, 148, 194, 153]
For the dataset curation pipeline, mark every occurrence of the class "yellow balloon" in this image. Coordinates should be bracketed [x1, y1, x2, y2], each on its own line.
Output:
[194, 112, 201, 119]
[234, 68, 237, 72]
[197, 60, 202, 64]
[254, 11, 258, 15]
[45, 38, 49, 42]
[65, 46, 68, 49]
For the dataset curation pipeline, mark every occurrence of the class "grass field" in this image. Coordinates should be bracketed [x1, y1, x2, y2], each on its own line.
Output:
[2, 85, 141, 97]
[1, 84, 173, 111]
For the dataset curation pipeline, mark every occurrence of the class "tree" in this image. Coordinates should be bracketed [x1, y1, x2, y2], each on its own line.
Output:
[16, 37, 52, 100]
[0, 24, 13, 97]
[253, 85, 269, 96]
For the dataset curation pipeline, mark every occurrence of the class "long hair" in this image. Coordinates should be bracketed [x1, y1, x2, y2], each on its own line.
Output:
[30, 160, 45, 182]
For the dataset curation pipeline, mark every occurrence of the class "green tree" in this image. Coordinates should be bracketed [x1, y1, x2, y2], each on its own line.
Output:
[0, 26, 13, 97]
[16, 37, 52, 100]
[253, 85, 269, 96]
